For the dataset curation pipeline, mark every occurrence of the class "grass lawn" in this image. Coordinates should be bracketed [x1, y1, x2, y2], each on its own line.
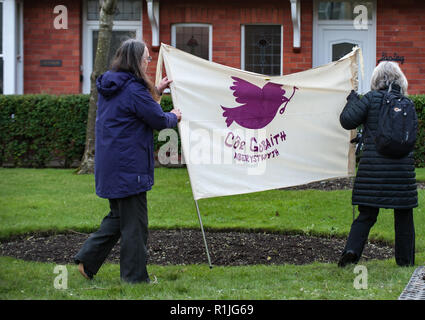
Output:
[417, 168, 425, 182]
[0, 167, 424, 300]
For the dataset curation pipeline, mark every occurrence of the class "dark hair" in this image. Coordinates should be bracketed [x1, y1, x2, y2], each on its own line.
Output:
[111, 39, 159, 100]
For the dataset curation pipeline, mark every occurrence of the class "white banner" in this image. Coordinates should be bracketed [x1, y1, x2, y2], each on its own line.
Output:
[156, 44, 360, 200]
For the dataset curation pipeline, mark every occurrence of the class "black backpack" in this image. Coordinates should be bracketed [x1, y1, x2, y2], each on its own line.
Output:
[368, 90, 417, 158]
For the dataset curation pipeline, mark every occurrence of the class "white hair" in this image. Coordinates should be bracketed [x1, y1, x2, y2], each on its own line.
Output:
[370, 61, 408, 95]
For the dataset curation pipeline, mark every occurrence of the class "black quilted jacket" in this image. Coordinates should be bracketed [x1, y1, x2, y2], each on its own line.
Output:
[340, 86, 418, 209]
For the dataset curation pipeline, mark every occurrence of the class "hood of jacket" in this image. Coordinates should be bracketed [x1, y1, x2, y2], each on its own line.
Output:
[96, 71, 136, 99]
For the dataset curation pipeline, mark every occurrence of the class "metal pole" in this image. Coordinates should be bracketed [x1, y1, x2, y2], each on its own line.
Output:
[194, 199, 213, 269]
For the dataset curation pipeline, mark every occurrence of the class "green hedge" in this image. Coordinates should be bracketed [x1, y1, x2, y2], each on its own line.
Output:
[0, 93, 424, 168]
[410, 95, 425, 167]
[0, 94, 89, 168]
[0, 94, 179, 168]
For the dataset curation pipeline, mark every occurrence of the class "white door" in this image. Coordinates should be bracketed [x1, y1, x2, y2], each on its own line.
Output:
[313, 0, 376, 94]
[82, 0, 143, 94]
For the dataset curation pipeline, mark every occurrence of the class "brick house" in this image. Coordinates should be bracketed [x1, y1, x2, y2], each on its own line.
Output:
[1, 0, 424, 95]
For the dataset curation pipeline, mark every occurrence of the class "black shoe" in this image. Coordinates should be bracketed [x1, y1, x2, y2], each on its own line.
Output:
[338, 250, 358, 268]
[78, 263, 94, 280]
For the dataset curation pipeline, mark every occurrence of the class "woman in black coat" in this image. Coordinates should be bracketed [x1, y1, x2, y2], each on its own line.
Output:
[338, 61, 418, 267]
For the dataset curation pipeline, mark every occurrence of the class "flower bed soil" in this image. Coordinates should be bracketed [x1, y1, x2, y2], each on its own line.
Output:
[1, 177, 421, 266]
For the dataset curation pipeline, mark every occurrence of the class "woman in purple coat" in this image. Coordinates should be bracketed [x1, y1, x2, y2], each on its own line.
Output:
[74, 39, 181, 283]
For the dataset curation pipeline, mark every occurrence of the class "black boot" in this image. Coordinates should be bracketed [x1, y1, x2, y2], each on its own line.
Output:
[338, 250, 358, 268]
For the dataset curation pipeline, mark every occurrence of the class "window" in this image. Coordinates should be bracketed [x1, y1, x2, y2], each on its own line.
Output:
[82, 0, 142, 93]
[0, 1, 3, 94]
[171, 24, 212, 60]
[92, 30, 136, 67]
[242, 25, 282, 76]
[87, 0, 141, 21]
[332, 42, 356, 61]
[318, 1, 373, 20]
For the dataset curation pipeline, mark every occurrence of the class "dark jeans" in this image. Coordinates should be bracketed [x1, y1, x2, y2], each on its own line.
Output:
[342, 205, 415, 266]
[74, 192, 150, 283]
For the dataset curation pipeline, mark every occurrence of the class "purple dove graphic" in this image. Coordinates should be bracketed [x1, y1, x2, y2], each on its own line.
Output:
[221, 76, 298, 129]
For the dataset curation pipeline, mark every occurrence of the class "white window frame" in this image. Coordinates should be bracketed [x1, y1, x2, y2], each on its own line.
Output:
[241, 24, 284, 76]
[316, 0, 374, 23]
[2, 0, 23, 94]
[16, 0, 23, 94]
[0, 0, 3, 94]
[170, 23, 213, 61]
[82, 0, 143, 94]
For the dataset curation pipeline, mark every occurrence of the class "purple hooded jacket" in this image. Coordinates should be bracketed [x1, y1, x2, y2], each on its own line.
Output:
[95, 71, 177, 199]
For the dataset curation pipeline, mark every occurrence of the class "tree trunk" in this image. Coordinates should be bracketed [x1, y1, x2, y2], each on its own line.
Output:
[77, 0, 117, 174]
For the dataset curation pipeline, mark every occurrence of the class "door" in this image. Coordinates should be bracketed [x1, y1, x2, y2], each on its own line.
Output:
[319, 28, 374, 93]
[82, 0, 142, 93]
[313, 0, 376, 94]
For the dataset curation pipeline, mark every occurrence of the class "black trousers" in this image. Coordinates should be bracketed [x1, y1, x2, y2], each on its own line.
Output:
[74, 192, 150, 283]
[342, 205, 415, 266]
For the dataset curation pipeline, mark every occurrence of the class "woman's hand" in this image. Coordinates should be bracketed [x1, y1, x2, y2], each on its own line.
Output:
[170, 108, 182, 122]
[156, 77, 173, 95]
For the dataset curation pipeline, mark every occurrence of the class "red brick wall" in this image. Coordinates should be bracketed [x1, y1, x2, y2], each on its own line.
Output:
[376, 0, 425, 94]
[143, 0, 425, 94]
[143, 0, 313, 80]
[20, 0, 425, 95]
[23, 0, 81, 94]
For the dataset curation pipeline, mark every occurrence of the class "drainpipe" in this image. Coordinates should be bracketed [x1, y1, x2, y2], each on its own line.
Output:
[146, 0, 160, 51]
[290, 0, 301, 53]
